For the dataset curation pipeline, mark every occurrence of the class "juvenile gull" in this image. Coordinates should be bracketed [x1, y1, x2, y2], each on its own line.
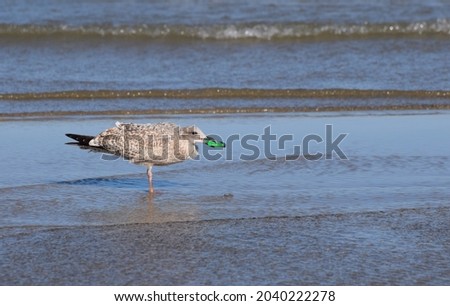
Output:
[66, 121, 225, 193]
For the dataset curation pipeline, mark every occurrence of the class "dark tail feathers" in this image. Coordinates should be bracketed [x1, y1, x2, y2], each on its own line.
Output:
[65, 133, 94, 146]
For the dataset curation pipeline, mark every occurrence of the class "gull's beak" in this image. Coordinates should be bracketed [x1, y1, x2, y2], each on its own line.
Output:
[203, 136, 226, 148]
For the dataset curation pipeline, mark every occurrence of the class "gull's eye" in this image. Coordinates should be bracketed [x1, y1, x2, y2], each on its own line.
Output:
[191, 131, 198, 135]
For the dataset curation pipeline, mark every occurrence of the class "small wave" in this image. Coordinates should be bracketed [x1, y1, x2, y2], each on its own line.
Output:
[1, 20, 450, 40]
[1, 88, 450, 118]
[57, 176, 144, 189]
[1, 88, 450, 100]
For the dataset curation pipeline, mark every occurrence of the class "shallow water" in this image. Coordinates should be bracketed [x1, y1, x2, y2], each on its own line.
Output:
[2, 112, 450, 227]
[1, 112, 450, 285]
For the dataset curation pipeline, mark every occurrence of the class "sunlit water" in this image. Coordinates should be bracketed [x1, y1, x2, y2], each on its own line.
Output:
[1, 112, 450, 285]
[1, 112, 449, 226]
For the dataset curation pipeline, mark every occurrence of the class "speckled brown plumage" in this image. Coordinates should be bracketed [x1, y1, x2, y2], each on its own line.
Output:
[89, 122, 203, 166]
[67, 121, 210, 193]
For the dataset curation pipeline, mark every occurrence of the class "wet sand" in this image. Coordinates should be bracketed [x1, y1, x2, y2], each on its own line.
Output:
[1, 207, 449, 285]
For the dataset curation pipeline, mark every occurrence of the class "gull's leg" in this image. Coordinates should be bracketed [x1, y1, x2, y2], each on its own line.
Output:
[147, 166, 154, 193]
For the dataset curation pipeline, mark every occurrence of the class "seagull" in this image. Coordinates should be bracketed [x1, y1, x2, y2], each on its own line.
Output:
[66, 121, 225, 193]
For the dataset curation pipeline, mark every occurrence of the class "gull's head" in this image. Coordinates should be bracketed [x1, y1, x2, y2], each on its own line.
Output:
[180, 125, 207, 143]
[180, 125, 225, 148]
